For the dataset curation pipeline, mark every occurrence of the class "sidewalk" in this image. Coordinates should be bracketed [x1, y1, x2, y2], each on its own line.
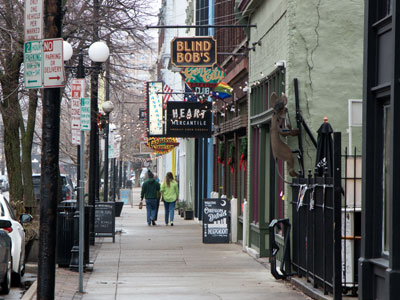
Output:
[25, 187, 309, 300]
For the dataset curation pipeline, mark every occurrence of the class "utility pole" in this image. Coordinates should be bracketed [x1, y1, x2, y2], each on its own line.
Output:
[37, 0, 62, 298]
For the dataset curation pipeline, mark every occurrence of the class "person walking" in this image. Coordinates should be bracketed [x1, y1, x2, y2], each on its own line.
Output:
[140, 170, 160, 226]
[160, 172, 179, 226]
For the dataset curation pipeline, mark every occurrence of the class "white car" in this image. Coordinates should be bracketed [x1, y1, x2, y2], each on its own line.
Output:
[0, 195, 32, 284]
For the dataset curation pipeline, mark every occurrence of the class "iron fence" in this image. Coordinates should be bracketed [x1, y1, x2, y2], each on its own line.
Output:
[290, 144, 361, 298]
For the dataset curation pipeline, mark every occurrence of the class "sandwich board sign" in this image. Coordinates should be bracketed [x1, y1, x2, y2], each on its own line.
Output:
[43, 38, 65, 88]
[24, 40, 43, 89]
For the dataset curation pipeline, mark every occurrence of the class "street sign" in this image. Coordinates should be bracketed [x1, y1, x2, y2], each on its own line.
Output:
[43, 38, 65, 88]
[80, 98, 91, 131]
[24, 40, 43, 89]
[71, 79, 86, 99]
[71, 79, 85, 131]
[24, 0, 44, 41]
[171, 36, 217, 68]
[72, 129, 81, 145]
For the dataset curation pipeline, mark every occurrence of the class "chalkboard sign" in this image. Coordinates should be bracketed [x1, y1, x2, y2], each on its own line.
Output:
[203, 198, 230, 244]
[95, 202, 115, 242]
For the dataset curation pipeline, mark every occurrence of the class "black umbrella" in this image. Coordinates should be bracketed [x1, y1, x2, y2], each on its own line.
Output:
[315, 118, 333, 177]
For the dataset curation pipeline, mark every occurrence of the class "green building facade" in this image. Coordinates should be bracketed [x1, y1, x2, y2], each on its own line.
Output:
[240, 0, 364, 258]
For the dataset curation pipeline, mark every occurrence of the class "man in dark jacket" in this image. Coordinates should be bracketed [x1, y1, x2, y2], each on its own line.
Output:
[140, 170, 160, 226]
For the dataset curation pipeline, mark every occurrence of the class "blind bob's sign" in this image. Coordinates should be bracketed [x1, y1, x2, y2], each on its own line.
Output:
[171, 37, 217, 68]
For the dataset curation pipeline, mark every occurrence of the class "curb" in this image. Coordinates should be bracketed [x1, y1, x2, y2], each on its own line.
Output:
[21, 280, 37, 300]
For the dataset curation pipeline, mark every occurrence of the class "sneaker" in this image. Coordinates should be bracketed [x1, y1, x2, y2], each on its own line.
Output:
[170, 222, 174, 226]
[151, 220, 156, 226]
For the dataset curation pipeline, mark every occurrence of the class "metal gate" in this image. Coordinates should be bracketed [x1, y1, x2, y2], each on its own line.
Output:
[290, 132, 342, 299]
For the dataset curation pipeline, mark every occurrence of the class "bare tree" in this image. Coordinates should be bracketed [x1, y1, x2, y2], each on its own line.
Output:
[0, 0, 158, 214]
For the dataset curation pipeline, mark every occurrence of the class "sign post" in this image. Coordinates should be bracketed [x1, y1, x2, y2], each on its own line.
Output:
[78, 96, 90, 292]
[24, 40, 43, 89]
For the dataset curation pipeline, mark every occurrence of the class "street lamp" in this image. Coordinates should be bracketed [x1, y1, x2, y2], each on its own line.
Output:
[63, 41, 110, 291]
[102, 100, 114, 203]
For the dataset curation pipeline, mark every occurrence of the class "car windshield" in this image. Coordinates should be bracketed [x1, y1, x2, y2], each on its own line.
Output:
[32, 176, 40, 185]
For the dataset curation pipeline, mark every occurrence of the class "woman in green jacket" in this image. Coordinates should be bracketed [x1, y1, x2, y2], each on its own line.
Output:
[160, 172, 179, 226]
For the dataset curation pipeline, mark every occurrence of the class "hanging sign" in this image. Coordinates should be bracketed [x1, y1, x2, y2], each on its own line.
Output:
[146, 81, 164, 136]
[24, 0, 44, 41]
[181, 65, 225, 102]
[43, 38, 65, 88]
[24, 40, 43, 89]
[166, 101, 212, 137]
[171, 36, 217, 68]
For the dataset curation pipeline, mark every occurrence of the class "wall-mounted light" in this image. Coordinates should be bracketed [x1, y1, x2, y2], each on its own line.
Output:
[275, 60, 286, 68]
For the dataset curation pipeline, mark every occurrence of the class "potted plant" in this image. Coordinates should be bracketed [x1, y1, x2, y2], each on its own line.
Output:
[184, 204, 194, 220]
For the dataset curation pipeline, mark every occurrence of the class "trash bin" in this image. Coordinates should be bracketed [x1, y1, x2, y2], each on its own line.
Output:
[56, 200, 77, 267]
[69, 204, 91, 270]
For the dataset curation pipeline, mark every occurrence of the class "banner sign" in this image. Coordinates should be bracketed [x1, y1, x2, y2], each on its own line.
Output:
[171, 36, 217, 68]
[146, 81, 164, 136]
[203, 198, 230, 244]
[166, 101, 212, 137]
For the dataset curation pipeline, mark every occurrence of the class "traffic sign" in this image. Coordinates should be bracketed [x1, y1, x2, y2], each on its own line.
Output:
[24, 0, 44, 41]
[80, 98, 91, 131]
[24, 40, 43, 89]
[43, 38, 65, 88]
[71, 79, 85, 131]
[72, 129, 81, 145]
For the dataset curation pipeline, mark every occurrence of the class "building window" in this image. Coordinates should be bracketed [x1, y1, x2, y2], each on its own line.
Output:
[250, 68, 285, 117]
[383, 104, 391, 254]
[377, 0, 393, 20]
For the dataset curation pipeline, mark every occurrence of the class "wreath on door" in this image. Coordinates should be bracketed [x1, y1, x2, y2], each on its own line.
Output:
[227, 143, 235, 173]
[218, 142, 224, 165]
[239, 138, 247, 171]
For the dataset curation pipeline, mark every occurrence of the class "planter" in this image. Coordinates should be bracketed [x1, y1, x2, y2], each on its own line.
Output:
[184, 210, 194, 220]
[180, 209, 184, 217]
[115, 201, 124, 217]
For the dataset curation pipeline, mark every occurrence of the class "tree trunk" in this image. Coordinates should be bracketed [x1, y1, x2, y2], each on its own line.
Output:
[21, 90, 39, 215]
[0, 52, 24, 216]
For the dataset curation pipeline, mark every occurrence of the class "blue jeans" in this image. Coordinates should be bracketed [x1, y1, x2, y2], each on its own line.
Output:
[146, 198, 158, 225]
[164, 201, 176, 224]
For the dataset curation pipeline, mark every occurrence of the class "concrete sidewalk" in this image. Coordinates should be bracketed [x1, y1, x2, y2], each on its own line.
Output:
[74, 188, 308, 300]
